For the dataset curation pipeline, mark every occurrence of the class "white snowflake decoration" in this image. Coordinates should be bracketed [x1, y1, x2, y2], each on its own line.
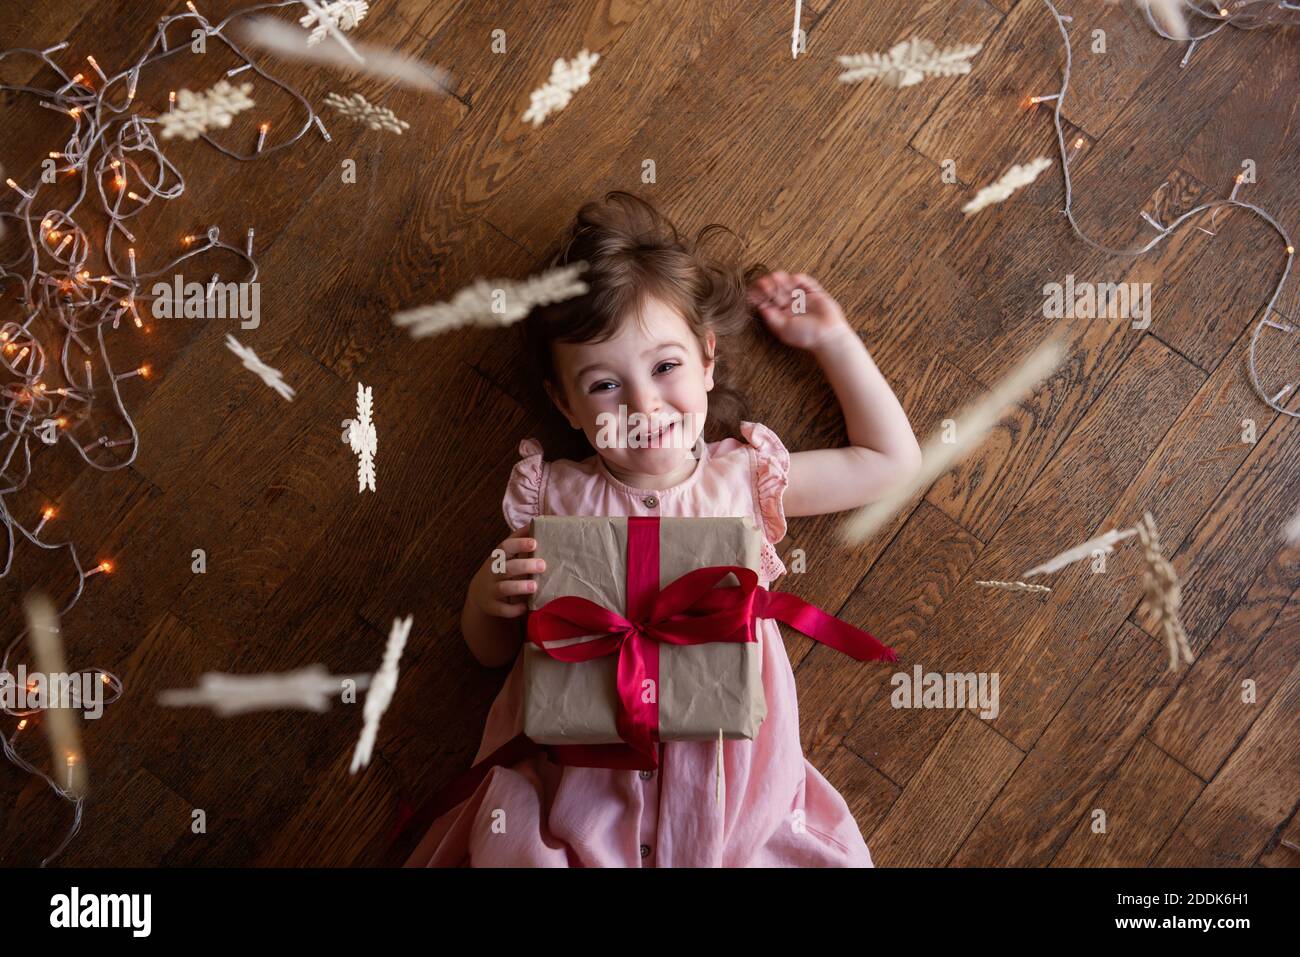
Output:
[522, 49, 600, 126]
[351, 615, 411, 774]
[324, 91, 409, 134]
[393, 263, 589, 338]
[158, 666, 370, 716]
[343, 381, 377, 492]
[837, 38, 982, 88]
[225, 333, 296, 400]
[157, 80, 255, 141]
[299, 0, 370, 46]
[962, 157, 1054, 216]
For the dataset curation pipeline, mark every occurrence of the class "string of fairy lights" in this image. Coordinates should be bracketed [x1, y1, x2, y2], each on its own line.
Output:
[1035, 0, 1298, 417]
[1140, 0, 1300, 66]
[0, 1, 327, 865]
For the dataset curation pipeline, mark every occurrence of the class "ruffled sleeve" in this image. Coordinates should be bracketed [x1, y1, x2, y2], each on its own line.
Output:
[501, 438, 547, 532]
[740, 421, 790, 546]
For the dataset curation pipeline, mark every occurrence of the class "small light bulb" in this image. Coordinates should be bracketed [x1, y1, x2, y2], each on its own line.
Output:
[98, 560, 113, 573]
[1288, 246, 1295, 255]
[114, 175, 126, 189]
[16, 719, 27, 731]
[138, 364, 151, 378]
[42, 506, 55, 520]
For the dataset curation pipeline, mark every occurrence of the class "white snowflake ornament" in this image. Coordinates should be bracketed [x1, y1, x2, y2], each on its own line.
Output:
[393, 263, 589, 338]
[343, 381, 377, 492]
[837, 38, 982, 88]
[324, 91, 409, 133]
[351, 615, 411, 774]
[299, 0, 370, 46]
[962, 157, 1053, 216]
[158, 80, 255, 140]
[225, 334, 295, 400]
[523, 49, 599, 126]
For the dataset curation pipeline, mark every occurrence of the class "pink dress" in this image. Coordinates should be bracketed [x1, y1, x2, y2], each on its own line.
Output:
[405, 421, 875, 867]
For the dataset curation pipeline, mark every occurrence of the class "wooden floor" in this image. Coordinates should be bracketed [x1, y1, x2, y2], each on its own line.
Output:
[1, 0, 1297, 867]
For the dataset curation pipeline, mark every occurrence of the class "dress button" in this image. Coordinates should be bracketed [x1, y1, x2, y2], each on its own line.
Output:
[639, 769, 653, 780]
[643, 495, 658, 508]
[640, 844, 651, 859]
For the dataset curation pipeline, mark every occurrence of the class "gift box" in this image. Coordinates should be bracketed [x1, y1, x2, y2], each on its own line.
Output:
[388, 517, 897, 840]
[523, 515, 768, 749]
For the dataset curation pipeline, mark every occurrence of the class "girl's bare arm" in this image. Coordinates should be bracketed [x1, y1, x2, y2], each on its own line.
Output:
[749, 271, 923, 518]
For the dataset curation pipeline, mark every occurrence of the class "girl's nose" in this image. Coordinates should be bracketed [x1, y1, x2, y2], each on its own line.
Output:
[626, 383, 661, 417]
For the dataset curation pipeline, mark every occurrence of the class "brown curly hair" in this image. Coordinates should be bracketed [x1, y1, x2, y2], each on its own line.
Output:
[520, 191, 765, 462]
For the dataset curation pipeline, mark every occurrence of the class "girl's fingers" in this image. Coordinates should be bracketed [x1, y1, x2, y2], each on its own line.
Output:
[497, 578, 538, 598]
[500, 536, 537, 556]
[504, 557, 545, 576]
[792, 272, 821, 294]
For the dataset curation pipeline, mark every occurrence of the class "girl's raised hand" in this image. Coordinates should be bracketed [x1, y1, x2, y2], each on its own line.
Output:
[473, 525, 546, 619]
[748, 271, 853, 351]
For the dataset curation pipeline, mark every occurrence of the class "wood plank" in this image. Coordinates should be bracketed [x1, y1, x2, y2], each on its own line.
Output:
[950, 622, 1178, 866]
[846, 333, 1201, 770]
[1152, 656, 1300, 866]
[865, 709, 1022, 866]
[1132, 379, 1300, 648]
[1050, 737, 1203, 867]
[1145, 557, 1300, 781]
[1254, 804, 1300, 868]
[813, 746, 900, 857]
[1177, 21, 1300, 321]
[797, 501, 982, 780]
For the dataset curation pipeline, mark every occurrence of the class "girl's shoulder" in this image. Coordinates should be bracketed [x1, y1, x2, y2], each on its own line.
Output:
[711, 420, 788, 463]
[501, 437, 604, 530]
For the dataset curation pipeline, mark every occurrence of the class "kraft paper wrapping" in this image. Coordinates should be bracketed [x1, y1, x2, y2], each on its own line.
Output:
[523, 516, 767, 745]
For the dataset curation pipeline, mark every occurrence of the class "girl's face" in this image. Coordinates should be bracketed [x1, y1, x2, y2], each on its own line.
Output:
[546, 296, 715, 485]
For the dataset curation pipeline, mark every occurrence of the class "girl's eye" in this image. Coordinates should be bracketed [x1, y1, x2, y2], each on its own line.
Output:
[588, 362, 678, 394]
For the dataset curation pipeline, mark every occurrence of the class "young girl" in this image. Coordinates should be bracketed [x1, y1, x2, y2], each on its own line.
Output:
[406, 192, 922, 867]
